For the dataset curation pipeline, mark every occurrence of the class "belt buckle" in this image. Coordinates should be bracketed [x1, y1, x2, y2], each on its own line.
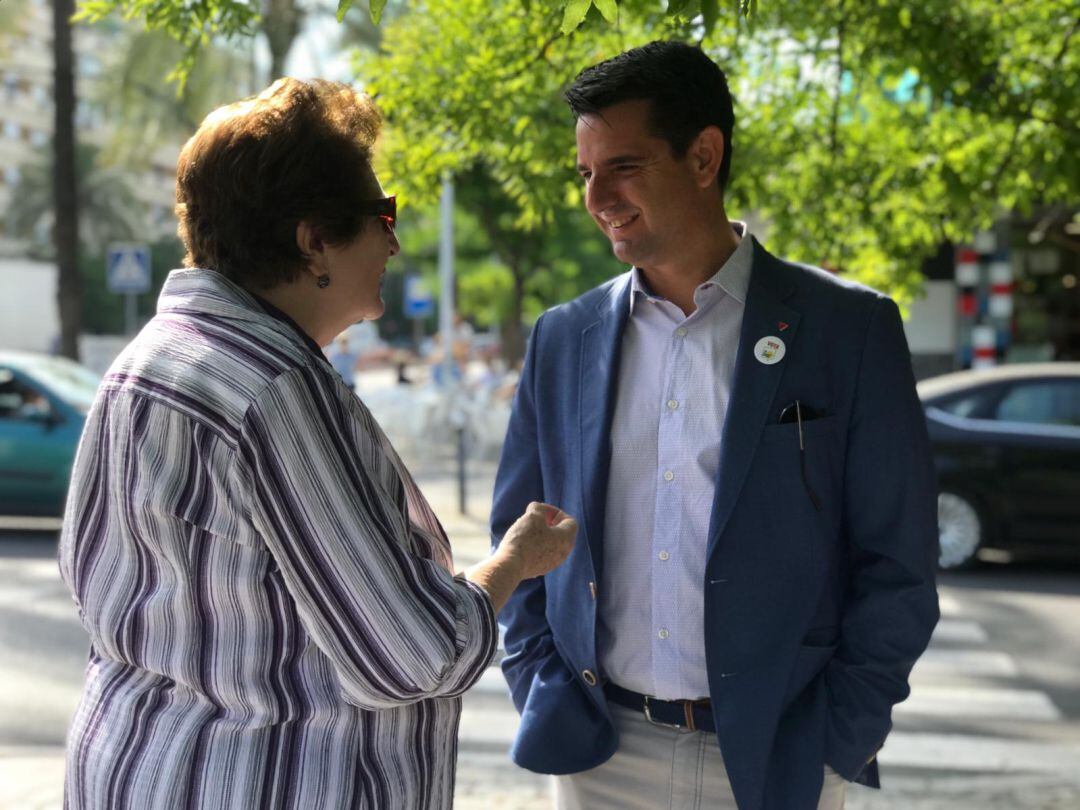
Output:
[642, 695, 686, 731]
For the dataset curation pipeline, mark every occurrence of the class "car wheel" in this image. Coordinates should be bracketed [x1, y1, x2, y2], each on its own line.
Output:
[937, 491, 983, 569]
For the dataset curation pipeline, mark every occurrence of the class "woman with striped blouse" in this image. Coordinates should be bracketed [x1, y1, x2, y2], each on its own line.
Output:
[58, 78, 577, 809]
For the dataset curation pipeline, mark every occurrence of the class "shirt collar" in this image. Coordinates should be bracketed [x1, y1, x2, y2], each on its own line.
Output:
[629, 221, 753, 316]
[157, 268, 327, 363]
[249, 293, 327, 360]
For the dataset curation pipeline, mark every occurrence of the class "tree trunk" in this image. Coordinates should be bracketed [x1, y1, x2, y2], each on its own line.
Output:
[500, 264, 526, 367]
[263, 0, 302, 81]
[53, 0, 80, 361]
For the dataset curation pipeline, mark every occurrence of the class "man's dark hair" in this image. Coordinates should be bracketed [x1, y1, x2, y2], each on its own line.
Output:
[175, 78, 383, 290]
[565, 40, 735, 193]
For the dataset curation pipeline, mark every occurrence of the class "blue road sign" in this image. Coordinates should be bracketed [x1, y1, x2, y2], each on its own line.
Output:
[404, 274, 435, 319]
[106, 243, 152, 294]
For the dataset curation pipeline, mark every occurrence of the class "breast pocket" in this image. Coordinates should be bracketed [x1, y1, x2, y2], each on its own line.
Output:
[759, 414, 838, 445]
[755, 415, 841, 517]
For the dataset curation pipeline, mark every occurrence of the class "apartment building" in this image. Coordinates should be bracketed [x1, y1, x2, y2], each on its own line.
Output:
[0, 0, 179, 258]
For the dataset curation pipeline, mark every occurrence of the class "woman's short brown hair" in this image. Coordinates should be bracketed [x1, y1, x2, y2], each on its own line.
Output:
[175, 78, 382, 289]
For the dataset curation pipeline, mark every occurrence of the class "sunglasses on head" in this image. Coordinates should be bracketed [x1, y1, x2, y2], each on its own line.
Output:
[358, 195, 396, 231]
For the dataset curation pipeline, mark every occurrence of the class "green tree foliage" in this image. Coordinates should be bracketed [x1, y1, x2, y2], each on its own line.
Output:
[390, 164, 624, 361]
[362, 0, 1078, 310]
[356, 0, 665, 359]
[71, 0, 752, 75]
[727, 1, 1079, 298]
[74, 0, 1079, 321]
[75, 0, 403, 86]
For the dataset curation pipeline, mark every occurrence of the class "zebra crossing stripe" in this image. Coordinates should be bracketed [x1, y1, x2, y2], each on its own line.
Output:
[913, 648, 1019, 678]
[937, 593, 963, 617]
[931, 618, 989, 645]
[879, 731, 1080, 774]
[896, 684, 1061, 721]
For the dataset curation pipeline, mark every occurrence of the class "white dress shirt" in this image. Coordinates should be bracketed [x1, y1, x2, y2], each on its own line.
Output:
[598, 223, 752, 700]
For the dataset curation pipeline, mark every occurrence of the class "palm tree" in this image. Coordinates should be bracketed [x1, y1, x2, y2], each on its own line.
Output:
[7, 142, 144, 259]
[53, 0, 80, 359]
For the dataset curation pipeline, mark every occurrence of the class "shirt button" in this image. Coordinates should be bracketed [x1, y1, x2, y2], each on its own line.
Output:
[658, 629, 669, 640]
[663, 470, 675, 482]
[675, 327, 688, 337]
[658, 551, 670, 561]
[582, 669, 598, 686]
[666, 399, 679, 410]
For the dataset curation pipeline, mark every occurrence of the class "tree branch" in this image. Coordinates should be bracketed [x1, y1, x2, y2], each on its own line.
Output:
[829, 2, 845, 156]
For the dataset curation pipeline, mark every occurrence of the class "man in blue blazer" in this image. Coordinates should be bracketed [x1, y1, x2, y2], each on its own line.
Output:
[491, 41, 940, 810]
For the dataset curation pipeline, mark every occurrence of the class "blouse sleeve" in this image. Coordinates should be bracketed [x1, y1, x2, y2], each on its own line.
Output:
[234, 364, 497, 710]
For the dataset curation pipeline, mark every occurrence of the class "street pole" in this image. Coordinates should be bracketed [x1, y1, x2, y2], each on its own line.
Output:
[125, 292, 137, 336]
[439, 173, 455, 383]
[438, 173, 467, 515]
[412, 317, 423, 355]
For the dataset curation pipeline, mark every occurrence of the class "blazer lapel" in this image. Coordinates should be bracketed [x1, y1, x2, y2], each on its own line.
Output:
[579, 275, 632, 581]
[707, 243, 801, 557]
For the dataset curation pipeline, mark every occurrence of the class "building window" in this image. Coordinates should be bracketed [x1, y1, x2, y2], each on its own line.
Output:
[4, 121, 20, 141]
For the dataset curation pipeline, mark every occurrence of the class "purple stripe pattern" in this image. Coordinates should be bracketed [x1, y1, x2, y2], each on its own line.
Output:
[59, 268, 497, 809]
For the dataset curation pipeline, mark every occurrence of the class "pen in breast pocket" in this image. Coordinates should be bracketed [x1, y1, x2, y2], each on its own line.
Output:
[790, 400, 822, 512]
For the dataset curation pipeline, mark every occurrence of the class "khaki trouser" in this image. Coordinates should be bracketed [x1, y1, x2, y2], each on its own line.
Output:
[553, 703, 846, 810]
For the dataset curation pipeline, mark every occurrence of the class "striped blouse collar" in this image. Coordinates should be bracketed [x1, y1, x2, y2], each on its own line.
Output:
[157, 268, 327, 363]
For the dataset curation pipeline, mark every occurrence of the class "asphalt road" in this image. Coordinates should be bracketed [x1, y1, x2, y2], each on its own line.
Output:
[2, 527, 1079, 809]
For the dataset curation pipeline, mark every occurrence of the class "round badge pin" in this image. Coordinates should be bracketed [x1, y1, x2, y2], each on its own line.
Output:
[754, 336, 786, 365]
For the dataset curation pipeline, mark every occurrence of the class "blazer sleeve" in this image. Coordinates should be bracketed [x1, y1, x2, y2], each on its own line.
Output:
[235, 364, 498, 711]
[825, 295, 941, 780]
[490, 313, 563, 714]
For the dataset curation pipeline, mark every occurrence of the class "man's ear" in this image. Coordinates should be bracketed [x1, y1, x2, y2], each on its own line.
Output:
[295, 220, 327, 279]
[689, 126, 725, 191]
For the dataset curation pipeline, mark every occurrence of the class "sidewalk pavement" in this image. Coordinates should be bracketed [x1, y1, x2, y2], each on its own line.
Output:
[0, 453, 553, 810]
[398, 452, 553, 808]
[407, 453, 1080, 810]
[7, 449, 1078, 809]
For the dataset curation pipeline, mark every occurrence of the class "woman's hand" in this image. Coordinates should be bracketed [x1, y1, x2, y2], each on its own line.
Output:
[497, 502, 578, 580]
[465, 502, 577, 613]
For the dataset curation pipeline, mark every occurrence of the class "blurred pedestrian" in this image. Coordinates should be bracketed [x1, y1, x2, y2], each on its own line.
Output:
[326, 332, 360, 389]
[395, 352, 414, 385]
[58, 77, 576, 810]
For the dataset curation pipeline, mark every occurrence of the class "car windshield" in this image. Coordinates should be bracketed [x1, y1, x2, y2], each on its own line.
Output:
[22, 356, 101, 414]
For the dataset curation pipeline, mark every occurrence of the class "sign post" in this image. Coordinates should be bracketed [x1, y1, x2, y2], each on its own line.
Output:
[106, 243, 152, 335]
[404, 274, 435, 354]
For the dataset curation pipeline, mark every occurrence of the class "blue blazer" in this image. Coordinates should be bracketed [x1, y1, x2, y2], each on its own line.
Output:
[491, 238, 940, 810]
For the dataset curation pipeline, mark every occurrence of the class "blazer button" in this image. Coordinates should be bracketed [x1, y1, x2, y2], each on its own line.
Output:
[582, 669, 598, 687]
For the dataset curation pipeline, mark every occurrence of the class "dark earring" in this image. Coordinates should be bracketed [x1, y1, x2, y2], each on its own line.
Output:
[317, 274, 330, 289]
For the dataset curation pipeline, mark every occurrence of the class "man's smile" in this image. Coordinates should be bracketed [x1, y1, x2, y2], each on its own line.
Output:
[603, 213, 639, 231]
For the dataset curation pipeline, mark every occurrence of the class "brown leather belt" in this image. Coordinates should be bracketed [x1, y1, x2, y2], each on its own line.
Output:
[604, 682, 714, 733]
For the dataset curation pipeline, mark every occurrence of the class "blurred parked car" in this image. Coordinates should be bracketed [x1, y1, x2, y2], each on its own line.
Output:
[0, 351, 99, 517]
[918, 363, 1080, 569]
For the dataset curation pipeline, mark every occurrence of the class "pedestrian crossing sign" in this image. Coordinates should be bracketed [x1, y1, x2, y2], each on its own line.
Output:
[106, 243, 152, 294]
